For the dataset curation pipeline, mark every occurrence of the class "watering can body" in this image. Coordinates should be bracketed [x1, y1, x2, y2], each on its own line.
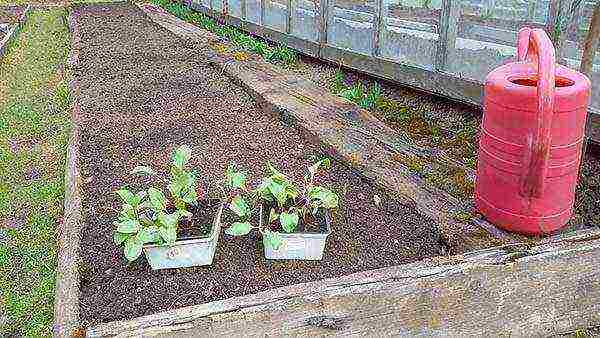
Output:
[475, 28, 590, 235]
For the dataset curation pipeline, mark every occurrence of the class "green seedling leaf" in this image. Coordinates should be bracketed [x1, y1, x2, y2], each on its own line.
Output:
[158, 212, 180, 228]
[119, 204, 136, 221]
[148, 187, 167, 211]
[177, 209, 193, 219]
[158, 226, 177, 244]
[268, 208, 279, 223]
[308, 186, 339, 209]
[115, 219, 140, 234]
[225, 221, 252, 236]
[124, 237, 143, 262]
[263, 230, 283, 250]
[266, 162, 286, 181]
[268, 181, 288, 206]
[115, 188, 135, 205]
[229, 195, 249, 218]
[113, 232, 129, 246]
[173, 145, 192, 168]
[228, 171, 247, 189]
[279, 211, 299, 233]
[131, 165, 156, 176]
[136, 226, 159, 244]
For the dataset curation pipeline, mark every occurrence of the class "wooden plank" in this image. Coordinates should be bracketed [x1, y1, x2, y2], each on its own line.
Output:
[87, 229, 600, 337]
[53, 8, 83, 338]
[435, 0, 460, 72]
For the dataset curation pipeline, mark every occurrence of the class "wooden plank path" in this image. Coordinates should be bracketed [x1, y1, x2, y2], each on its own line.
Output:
[139, 2, 528, 254]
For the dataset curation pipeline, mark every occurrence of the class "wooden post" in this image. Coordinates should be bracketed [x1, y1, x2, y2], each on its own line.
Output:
[580, 1, 600, 76]
[547, 0, 584, 62]
[435, 0, 460, 72]
[241, 0, 247, 20]
[286, 0, 293, 33]
[579, 2, 600, 163]
[371, 0, 384, 57]
[319, 0, 331, 55]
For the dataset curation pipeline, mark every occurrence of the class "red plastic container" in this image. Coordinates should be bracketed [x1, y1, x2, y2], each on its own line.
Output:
[475, 28, 590, 235]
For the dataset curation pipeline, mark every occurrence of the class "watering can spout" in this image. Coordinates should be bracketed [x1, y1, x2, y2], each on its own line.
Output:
[516, 28, 556, 198]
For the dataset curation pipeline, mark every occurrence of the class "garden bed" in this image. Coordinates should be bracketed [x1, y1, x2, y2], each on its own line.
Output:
[72, 3, 446, 326]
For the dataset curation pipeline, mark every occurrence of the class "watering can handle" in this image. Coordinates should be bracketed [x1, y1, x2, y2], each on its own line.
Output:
[516, 27, 556, 198]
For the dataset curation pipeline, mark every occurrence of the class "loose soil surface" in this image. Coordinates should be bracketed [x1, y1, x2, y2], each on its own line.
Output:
[74, 3, 444, 326]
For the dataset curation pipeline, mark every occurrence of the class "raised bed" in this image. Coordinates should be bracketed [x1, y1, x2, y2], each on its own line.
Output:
[0, 5, 31, 59]
[55, 2, 600, 336]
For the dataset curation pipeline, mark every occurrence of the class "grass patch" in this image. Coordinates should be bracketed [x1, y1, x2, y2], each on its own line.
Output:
[155, 0, 298, 64]
[0, 8, 71, 337]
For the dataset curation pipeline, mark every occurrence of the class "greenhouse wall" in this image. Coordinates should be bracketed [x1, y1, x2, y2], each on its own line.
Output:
[187, 0, 600, 142]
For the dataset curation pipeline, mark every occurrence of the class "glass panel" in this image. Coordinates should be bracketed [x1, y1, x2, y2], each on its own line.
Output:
[246, 0, 261, 23]
[291, 0, 319, 41]
[211, 0, 223, 12]
[564, 1, 599, 110]
[228, 0, 243, 17]
[380, 0, 442, 69]
[327, 0, 375, 55]
[199, 0, 210, 9]
[264, 0, 288, 32]
[446, 0, 550, 81]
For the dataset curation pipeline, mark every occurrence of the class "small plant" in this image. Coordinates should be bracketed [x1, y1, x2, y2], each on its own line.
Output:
[224, 159, 339, 250]
[112, 145, 200, 262]
[338, 82, 382, 110]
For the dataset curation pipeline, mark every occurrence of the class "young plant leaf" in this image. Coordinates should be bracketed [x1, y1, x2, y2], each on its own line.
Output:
[131, 166, 156, 176]
[173, 145, 192, 168]
[115, 219, 140, 234]
[124, 237, 143, 262]
[113, 232, 129, 246]
[268, 208, 279, 223]
[229, 195, 249, 218]
[279, 211, 299, 233]
[158, 212, 179, 228]
[158, 226, 177, 244]
[148, 187, 167, 211]
[115, 188, 135, 205]
[308, 158, 332, 175]
[226, 164, 247, 189]
[308, 186, 339, 209]
[263, 230, 283, 250]
[225, 221, 252, 236]
[136, 226, 159, 244]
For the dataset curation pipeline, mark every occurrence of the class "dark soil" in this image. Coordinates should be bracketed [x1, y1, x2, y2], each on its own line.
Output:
[74, 3, 444, 326]
[176, 199, 221, 239]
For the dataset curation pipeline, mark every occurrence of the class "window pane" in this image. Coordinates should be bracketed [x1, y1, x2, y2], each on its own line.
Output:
[264, 0, 288, 32]
[380, 0, 442, 70]
[446, 0, 549, 81]
[291, 0, 319, 41]
[327, 0, 375, 55]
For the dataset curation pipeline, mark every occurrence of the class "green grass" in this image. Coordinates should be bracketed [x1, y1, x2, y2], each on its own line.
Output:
[0, 8, 71, 337]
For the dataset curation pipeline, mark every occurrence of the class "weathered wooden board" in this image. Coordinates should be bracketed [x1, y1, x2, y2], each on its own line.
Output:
[87, 228, 600, 337]
[141, 2, 526, 254]
[53, 9, 83, 338]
